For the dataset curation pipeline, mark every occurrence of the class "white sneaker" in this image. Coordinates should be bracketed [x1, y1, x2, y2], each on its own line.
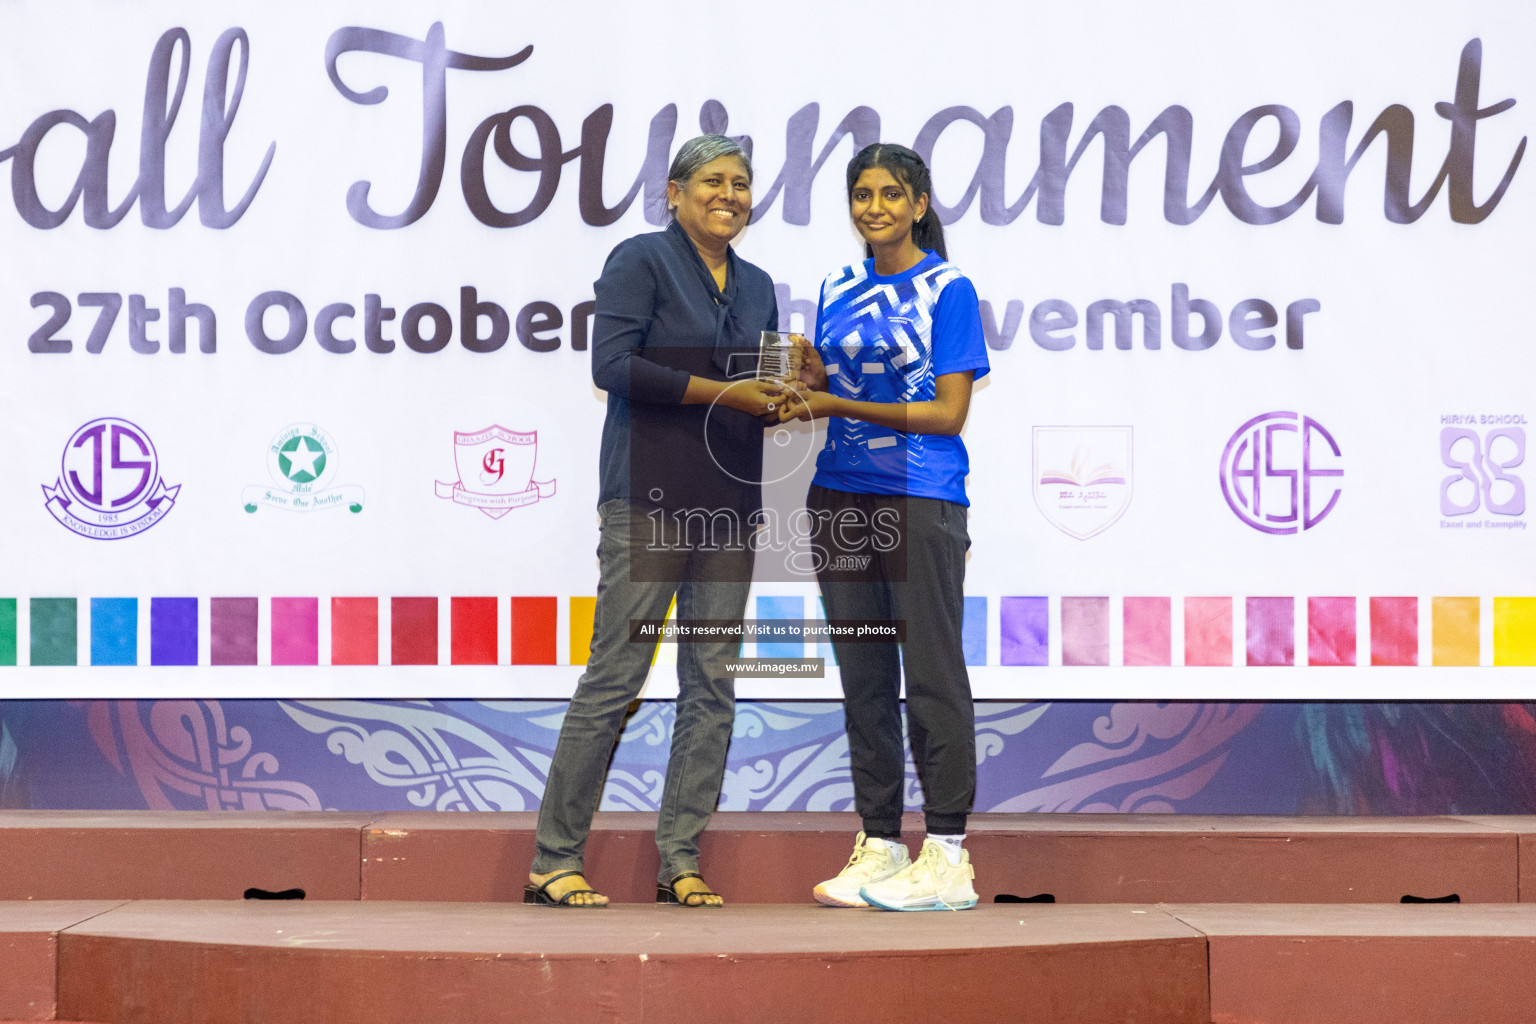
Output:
[859, 838, 978, 911]
[812, 832, 910, 908]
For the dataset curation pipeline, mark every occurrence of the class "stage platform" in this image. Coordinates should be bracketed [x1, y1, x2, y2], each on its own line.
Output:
[5, 900, 1536, 1023]
[0, 811, 374, 901]
[4, 811, 1536, 1022]
[1, 810, 1531, 904]
[359, 809, 1528, 904]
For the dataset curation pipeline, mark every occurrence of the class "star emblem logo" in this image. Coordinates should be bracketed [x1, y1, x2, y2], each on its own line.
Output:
[246, 424, 362, 515]
[278, 435, 326, 483]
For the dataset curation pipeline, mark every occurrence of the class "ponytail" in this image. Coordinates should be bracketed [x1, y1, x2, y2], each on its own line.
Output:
[845, 143, 948, 261]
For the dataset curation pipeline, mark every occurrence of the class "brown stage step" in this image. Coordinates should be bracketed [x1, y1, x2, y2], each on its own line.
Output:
[0, 812, 375, 901]
[1451, 815, 1536, 900]
[361, 810, 1521, 904]
[970, 813, 1517, 904]
[14, 900, 1536, 1024]
[0, 902, 124, 1022]
[0, 811, 1527, 904]
[53, 901, 1208, 1024]
[1170, 903, 1536, 1024]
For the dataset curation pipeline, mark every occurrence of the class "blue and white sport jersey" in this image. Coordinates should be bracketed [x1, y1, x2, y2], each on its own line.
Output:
[810, 251, 990, 506]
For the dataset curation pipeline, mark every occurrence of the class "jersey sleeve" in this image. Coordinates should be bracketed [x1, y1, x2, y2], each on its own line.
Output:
[930, 275, 990, 382]
[812, 276, 830, 345]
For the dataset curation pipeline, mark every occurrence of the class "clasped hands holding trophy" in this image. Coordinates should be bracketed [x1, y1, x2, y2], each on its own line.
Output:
[747, 332, 835, 424]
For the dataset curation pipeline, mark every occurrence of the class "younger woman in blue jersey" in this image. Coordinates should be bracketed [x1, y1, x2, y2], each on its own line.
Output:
[779, 144, 989, 911]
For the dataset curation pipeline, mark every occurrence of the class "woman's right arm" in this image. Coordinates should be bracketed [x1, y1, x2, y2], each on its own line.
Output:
[590, 241, 781, 415]
[590, 241, 690, 403]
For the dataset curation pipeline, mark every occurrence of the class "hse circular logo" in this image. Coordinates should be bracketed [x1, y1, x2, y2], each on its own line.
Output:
[42, 417, 179, 539]
[1219, 412, 1343, 534]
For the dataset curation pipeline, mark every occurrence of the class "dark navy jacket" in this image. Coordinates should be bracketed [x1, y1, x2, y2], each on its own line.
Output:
[591, 218, 779, 514]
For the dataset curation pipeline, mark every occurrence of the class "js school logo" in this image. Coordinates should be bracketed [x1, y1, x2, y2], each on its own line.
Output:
[43, 417, 179, 539]
[1032, 426, 1133, 540]
[435, 425, 555, 519]
[243, 424, 364, 513]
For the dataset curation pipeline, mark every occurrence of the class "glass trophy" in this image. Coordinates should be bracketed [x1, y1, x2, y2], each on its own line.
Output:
[758, 332, 802, 382]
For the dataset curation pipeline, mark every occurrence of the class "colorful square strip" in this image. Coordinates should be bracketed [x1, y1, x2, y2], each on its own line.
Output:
[0, 596, 1531, 667]
[990, 595, 1520, 668]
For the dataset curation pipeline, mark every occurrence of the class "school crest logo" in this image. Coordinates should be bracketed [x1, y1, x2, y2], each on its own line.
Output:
[43, 417, 179, 539]
[1439, 417, 1525, 525]
[1219, 412, 1343, 534]
[434, 426, 556, 519]
[243, 424, 365, 513]
[1032, 426, 1133, 540]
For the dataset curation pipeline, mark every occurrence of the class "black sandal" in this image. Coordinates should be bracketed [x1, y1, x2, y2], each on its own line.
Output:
[656, 871, 723, 908]
[524, 870, 607, 908]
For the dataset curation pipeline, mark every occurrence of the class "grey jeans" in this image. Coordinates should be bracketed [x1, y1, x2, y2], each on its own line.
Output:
[532, 499, 752, 884]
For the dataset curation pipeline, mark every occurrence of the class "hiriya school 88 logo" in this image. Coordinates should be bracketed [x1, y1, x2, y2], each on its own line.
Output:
[1441, 426, 1525, 517]
[42, 417, 179, 539]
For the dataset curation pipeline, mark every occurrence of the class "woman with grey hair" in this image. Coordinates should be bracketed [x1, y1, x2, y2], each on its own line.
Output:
[526, 135, 783, 908]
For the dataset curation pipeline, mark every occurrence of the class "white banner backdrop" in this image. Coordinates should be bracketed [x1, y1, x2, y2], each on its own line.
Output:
[0, 0, 1532, 698]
